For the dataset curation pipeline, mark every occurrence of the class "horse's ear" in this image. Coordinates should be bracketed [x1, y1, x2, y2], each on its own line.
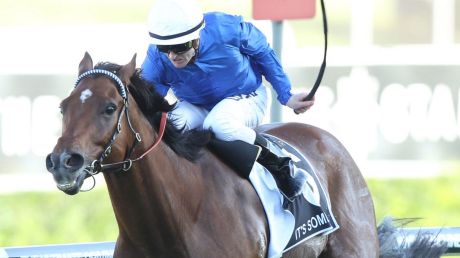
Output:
[78, 52, 93, 76]
[119, 54, 137, 86]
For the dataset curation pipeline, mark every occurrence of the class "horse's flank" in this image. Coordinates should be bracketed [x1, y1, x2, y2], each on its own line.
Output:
[258, 123, 379, 257]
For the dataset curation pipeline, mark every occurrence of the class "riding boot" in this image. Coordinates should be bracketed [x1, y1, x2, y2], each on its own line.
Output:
[208, 138, 261, 179]
[255, 133, 308, 200]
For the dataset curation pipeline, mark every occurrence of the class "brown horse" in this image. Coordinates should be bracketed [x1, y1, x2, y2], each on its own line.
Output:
[45, 53, 441, 257]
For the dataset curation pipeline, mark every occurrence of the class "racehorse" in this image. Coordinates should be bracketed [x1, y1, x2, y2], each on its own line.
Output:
[46, 53, 445, 257]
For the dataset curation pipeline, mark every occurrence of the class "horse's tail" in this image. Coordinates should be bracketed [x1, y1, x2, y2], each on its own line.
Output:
[377, 217, 448, 258]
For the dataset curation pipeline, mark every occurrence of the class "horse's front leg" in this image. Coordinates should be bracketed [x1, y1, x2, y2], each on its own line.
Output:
[113, 235, 149, 258]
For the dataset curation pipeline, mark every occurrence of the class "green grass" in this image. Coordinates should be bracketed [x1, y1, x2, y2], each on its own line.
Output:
[0, 187, 117, 247]
[368, 173, 460, 227]
[0, 173, 458, 247]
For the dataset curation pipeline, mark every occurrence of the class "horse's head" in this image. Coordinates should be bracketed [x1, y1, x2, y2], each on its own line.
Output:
[46, 52, 138, 195]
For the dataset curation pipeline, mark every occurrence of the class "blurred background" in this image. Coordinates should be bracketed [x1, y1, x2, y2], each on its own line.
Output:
[0, 0, 459, 249]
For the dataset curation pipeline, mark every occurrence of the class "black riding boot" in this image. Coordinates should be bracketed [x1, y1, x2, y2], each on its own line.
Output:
[208, 138, 261, 179]
[255, 134, 308, 200]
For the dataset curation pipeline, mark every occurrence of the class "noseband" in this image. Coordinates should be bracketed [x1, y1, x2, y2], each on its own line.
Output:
[74, 69, 167, 178]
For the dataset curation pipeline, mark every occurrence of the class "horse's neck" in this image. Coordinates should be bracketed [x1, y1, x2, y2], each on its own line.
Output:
[104, 134, 203, 255]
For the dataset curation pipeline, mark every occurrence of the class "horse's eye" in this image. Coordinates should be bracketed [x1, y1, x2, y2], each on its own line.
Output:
[104, 104, 117, 115]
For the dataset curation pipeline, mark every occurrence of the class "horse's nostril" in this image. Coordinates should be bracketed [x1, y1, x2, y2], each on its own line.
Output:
[45, 153, 55, 171]
[63, 153, 84, 171]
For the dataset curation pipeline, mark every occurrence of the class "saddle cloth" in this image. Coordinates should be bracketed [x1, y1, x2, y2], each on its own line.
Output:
[248, 134, 339, 258]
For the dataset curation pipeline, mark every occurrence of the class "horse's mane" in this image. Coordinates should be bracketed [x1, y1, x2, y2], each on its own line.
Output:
[94, 62, 211, 162]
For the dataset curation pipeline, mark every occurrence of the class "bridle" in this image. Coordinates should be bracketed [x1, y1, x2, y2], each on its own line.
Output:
[74, 69, 167, 185]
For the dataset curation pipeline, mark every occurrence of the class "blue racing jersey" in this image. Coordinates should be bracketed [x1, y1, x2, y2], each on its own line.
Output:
[141, 12, 293, 110]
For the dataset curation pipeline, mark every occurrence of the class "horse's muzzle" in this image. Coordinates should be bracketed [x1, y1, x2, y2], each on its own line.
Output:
[46, 151, 87, 195]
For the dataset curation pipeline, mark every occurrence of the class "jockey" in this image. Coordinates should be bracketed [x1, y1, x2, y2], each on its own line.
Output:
[141, 0, 315, 200]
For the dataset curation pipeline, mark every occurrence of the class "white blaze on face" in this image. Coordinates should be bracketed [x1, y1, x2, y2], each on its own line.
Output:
[80, 89, 93, 104]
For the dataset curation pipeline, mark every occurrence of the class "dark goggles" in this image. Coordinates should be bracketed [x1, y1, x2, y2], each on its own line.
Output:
[157, 41, 193, 54]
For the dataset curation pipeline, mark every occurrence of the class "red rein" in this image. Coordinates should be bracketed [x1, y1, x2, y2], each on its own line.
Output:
[133, 112, 167, 161]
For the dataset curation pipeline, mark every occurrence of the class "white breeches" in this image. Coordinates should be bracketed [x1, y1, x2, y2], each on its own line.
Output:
[168, 85, 268, 144]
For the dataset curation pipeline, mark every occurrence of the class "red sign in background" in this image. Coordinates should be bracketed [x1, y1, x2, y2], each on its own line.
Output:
[253, 0, 316, 20]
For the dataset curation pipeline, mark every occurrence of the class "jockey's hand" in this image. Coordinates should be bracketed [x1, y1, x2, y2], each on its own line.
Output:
[286, 93, 315, 114]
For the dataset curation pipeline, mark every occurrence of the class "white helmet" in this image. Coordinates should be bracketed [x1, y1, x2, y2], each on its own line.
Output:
[147, 0, 205, 45]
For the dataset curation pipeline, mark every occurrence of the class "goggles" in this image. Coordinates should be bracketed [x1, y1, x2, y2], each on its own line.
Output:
[157, 41, 193, 54]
